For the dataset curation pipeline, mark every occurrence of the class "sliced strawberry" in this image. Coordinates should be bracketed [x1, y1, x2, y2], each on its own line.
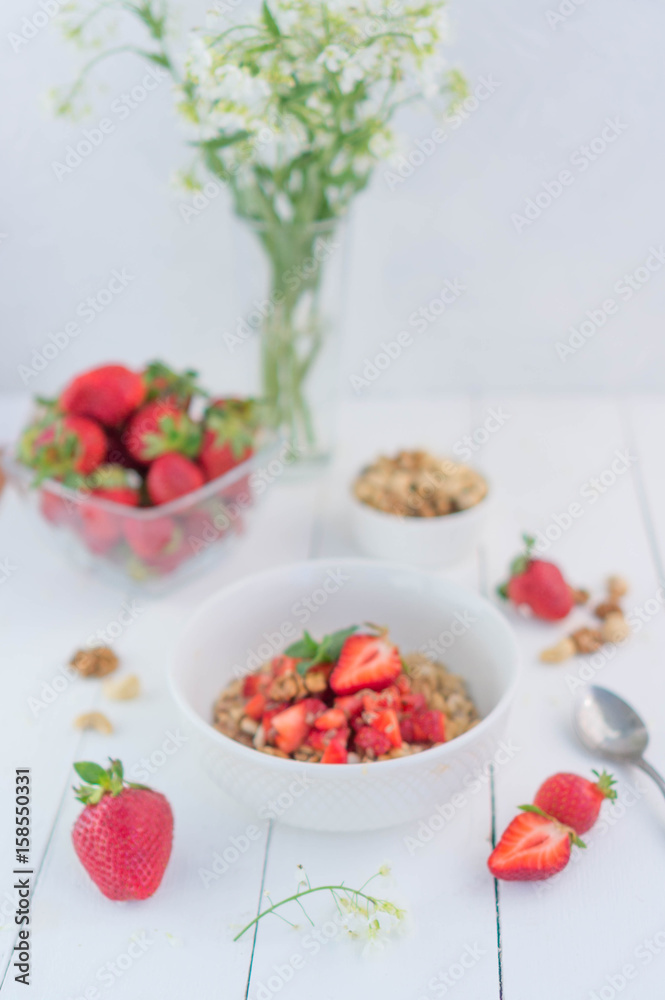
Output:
[334, 693, 365, 718]
[261, 701, 290, 738]
[330, 633, 402, 696]
[362, 686, 401, 712]
[242, 674, 270, 698]
[354, 726, 392, 757]
[314, 708, 347, 731]
[244, 693, 267, 721]
[396, 674, 412, 695]
[371, 709, 402, 748]
[321, 737, 348, 764]
[399, 713, 417, 743]
[271, 703, 311, 754]
[412, 709, 446, 743]
[401, 692, 427, 713]
[270, 655, 300, 677]
[488, 812, 578, 881]
[301, 698, 327, 723]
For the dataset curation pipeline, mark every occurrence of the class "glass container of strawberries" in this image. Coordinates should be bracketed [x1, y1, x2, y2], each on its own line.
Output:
[8, 361, 282, 592]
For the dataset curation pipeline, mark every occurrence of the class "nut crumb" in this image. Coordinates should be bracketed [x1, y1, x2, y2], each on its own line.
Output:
[600, 612, 631, 644]
[570, 587, 590, 605]
[607, 575, 629, 600]
[70, 646, 118, 678]
[540, 637, 576, 663]
[103, 674, 140, 701]
[594, 600, 623, 620]
[571, 627, 604, 654]
[74, 711, 113, 734]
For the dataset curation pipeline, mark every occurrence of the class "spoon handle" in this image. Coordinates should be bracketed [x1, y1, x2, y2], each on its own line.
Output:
[637, 758, 665, 800]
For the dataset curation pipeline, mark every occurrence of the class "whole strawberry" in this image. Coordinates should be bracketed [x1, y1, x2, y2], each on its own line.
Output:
[497, 534, 574, 621]
[199, 398, 258, 481]
[531, 770, 617, 834]
[60, 364, 146, 428]
[143, 360, 204, 409]
[123, 401, 202, 464]
[20, 415, 107, 481]
[146, 453, 205, 504]
[72, 759, 173, 901]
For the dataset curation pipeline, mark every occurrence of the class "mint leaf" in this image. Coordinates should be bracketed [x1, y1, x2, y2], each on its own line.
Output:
[285, 631, 318, 658]
[289, 626, 359, 675]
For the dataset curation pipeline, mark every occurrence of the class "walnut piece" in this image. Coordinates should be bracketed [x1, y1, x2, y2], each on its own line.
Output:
[571, 627, 604, 654]
[594, 600, 623, 620]
[70, 646, 118, 678]
[74, 711, 113, 734]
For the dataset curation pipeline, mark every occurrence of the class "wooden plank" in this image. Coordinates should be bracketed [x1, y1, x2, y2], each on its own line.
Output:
[249, 397, 503, 1000]
[477, 394, 665, 1000]
[0, 458, 319, 995]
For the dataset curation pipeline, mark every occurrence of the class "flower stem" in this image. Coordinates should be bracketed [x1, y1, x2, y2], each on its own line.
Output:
[233, 885, 380, 941]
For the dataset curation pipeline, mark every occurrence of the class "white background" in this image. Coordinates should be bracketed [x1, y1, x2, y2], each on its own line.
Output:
[2, 0, 665, 399]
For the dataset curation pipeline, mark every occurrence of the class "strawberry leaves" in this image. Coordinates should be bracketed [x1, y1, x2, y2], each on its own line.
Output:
[73, 759, 150, 805]
[286, 625, 359, 675]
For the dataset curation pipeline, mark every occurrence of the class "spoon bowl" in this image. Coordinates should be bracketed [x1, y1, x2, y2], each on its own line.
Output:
[574, 685, 665, 802]
[574, 685, 649, 760]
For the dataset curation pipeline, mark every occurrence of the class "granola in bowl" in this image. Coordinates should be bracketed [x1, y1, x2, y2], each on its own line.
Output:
[213, 626, 480, 764]
[353, 450, 488, 518]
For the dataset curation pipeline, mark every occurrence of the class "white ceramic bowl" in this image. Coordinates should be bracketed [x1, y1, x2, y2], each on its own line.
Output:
[169, 558, 519, 832]
[350, 487, 491, 568]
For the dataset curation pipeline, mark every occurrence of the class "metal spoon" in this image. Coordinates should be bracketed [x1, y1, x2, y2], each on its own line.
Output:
[573, 685, 665, 800]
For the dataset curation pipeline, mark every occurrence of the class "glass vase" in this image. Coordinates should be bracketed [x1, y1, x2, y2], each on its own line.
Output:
[237, 217, 347, 471]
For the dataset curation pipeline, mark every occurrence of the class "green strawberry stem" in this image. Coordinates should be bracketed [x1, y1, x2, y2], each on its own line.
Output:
[496, 532, 537, 599]
[592, 769, 618, 800]
[518, 804, 586, 848]
[73, 759, 149, 806]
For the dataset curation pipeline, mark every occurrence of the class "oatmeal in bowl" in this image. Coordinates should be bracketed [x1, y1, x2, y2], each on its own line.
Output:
[351, 450, 490, 567]
[213, 627, 480, 765]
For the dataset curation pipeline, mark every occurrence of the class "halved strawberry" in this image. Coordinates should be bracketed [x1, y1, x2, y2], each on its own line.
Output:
[488, 812, 582, 882]
[261, 702, 290, 738]
[354, 726, 392, 757]
[244, 693, 267, 721]
[270, 655, 300, 677]
[321, 736, 348, 764]
[314, 708, 347, 731]
[412, 710, 446, 744]
[271, 703, 311, 754]
[330, 633, 402, 696]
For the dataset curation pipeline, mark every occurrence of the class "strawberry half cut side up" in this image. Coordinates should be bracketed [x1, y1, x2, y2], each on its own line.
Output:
[488, 808, 585, 882]
[329, 629, 402, 696]
[71, 760, 173, 901]
[497, 533, 574, 621]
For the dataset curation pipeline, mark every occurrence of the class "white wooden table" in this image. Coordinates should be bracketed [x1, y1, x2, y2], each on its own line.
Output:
[1, 393, 665, 1000]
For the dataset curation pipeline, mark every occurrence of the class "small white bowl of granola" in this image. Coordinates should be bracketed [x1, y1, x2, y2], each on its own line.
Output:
[350, 450, 490, 567]
[169, 558, 519, 831]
